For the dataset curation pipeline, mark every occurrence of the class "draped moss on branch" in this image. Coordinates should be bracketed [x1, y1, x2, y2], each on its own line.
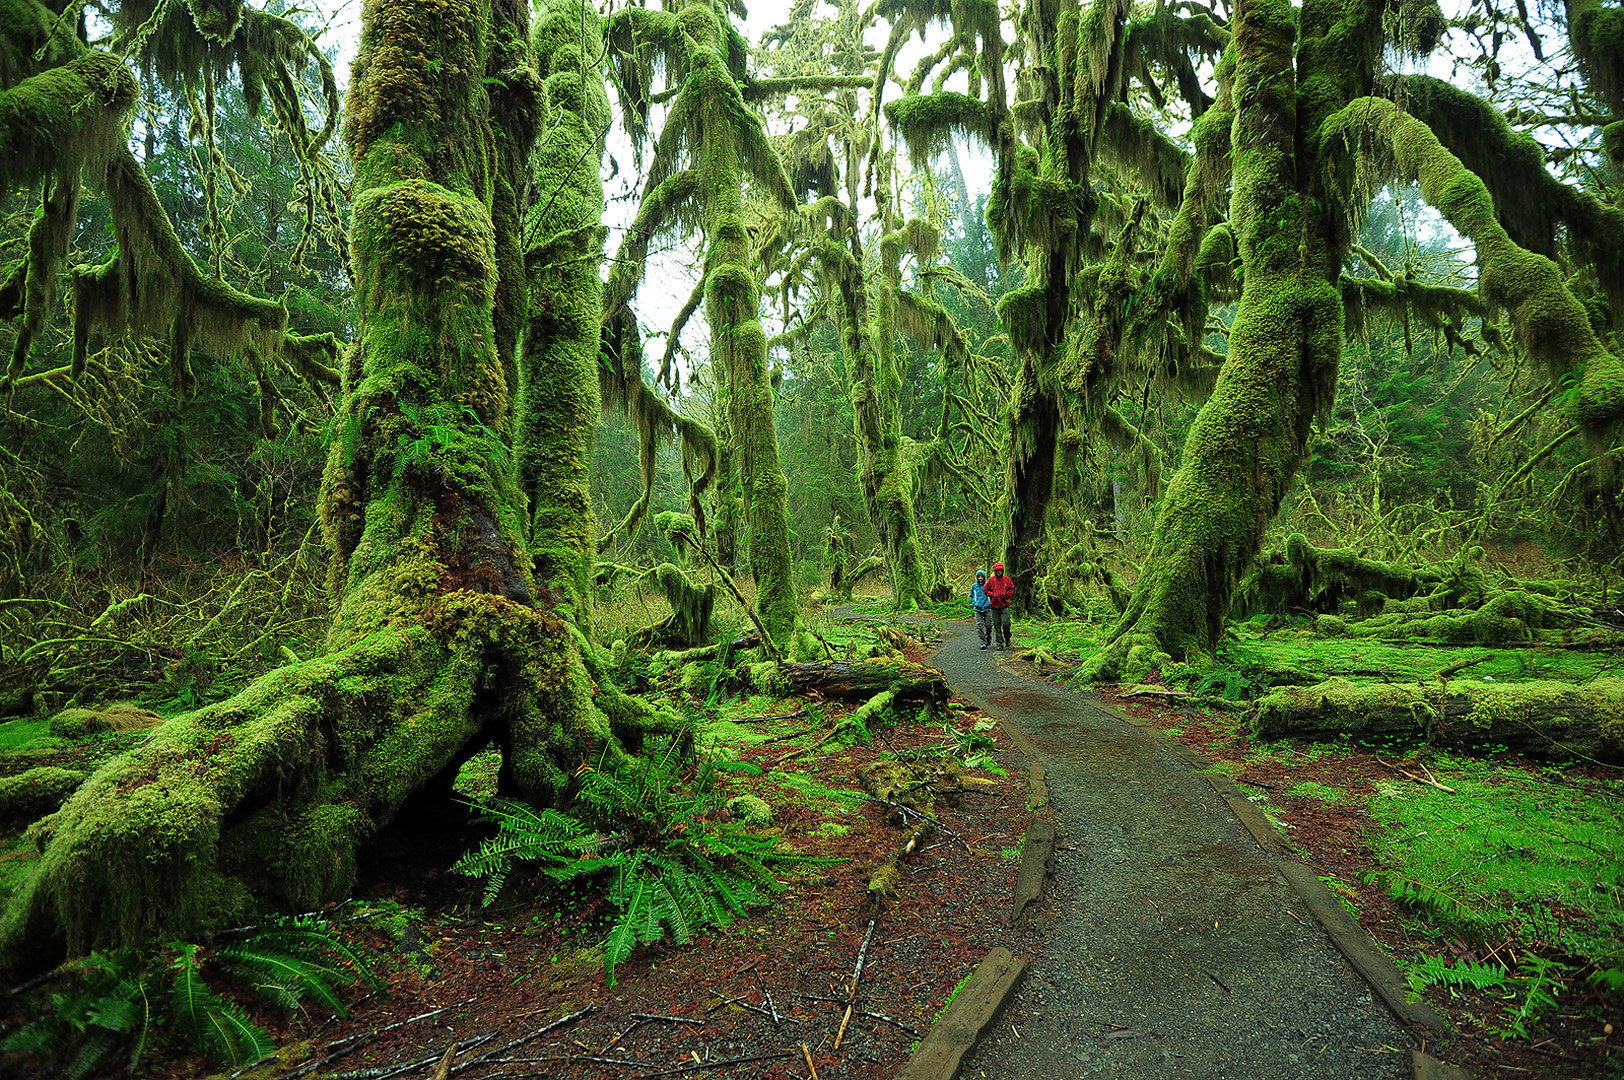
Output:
[1323, 96, 1624, 441]
[605, 0, 799, 650]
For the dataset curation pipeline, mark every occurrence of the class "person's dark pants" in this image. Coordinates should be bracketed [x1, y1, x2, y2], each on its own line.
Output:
[975, 608, 993, 647]
[990, 606, 1012, 647]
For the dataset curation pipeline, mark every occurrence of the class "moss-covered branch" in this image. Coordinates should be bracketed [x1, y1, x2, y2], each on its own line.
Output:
[1323, 95, 1624, 438]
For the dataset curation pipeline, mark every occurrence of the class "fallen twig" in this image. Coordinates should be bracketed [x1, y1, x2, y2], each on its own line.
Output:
[853, 794, 961, 845]
[446, 1008, 591, 1075]
[269, 1002, 472, 1080]
[329, 1033, 496, 1080]
[754, 967, 781, 1024]
[802, 1042, 822, 1080]
[705, 986, 779, 1020]
[629, 1012, 707, 1026]
[1203, 969, 1232, 994]
[797, 993, 923, 1036]
[835, 911, 879, 1051]
[1378, 758, 1456, 793]
[636, 1050, 796, 1078]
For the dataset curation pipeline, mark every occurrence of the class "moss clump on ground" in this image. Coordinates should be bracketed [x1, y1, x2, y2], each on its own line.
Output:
[0, 767, 87, 824]
[726, 794, 772, 826]
[46, 705, 165, 739]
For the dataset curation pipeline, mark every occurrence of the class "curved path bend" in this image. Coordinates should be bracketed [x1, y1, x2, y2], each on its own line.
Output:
[927, 618, 1413, 1080]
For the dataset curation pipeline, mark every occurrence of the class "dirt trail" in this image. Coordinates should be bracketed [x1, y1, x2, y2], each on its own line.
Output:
[929, 619, 1411, 1080]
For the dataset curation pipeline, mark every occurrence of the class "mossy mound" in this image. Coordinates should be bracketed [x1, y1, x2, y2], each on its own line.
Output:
[46, 705, 165, 739]
[0, 767, 87, 824]
[725, 794, 772, 826]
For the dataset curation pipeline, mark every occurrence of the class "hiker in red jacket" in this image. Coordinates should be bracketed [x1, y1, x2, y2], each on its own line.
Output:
[984, 562, 1015, 648]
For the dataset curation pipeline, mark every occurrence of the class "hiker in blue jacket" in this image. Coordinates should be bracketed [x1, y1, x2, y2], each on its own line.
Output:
[970, 569, 993, 649]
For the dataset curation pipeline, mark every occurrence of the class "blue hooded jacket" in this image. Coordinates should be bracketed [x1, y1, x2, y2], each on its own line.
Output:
[970, 570, 990, 611]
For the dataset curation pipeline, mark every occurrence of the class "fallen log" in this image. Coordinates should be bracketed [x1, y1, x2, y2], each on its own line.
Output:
[1254, 677, 1624, 761]
[750, 659, 949, 705]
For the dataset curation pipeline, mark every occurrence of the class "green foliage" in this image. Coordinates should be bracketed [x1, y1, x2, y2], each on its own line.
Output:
[1370, 758, 1624, 1036]
[1, 915, 374, 1076]
[453, 755, 837, 983]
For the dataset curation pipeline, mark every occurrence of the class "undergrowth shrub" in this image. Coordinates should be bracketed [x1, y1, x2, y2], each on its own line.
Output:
[453, 754, 837, 983]
[1, 915, 376, 1077]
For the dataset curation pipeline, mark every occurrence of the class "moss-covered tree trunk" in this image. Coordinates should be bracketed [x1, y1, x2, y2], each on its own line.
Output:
[517, 0, 608, 629]
[706, 134, 796, 648]
[0, 0, 681, 977]
[1085, 0, 1378, 676]
[675, 0, 797, 649]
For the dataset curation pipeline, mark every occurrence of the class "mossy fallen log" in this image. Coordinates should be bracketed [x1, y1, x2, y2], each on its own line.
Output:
[1233, 534, 1493, 619]
[1314, 589, 1566, 645]
[749, 659, 949, 706]
[1254, 677, 1624, 760]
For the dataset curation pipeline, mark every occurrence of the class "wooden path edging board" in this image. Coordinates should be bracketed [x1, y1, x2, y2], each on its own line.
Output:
[891, 947, 1026, 1080]
[1010, 818, 1054, 927]
[1278, 860, 1446, 1032]
[1411, 1049, 1473, 1079]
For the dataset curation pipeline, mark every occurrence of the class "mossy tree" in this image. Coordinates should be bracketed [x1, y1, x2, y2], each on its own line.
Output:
[766, 3, 959, 611]
[0, 0, 686, 976]
[884, 0, 1219, 612]
[603, 0, 871, 648]
[1085, 0, 1624, 675]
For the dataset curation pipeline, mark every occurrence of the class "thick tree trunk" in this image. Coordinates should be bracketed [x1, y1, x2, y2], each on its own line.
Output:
[1084, 0, 1374, 677]
[0, 0, 684, 977]
[517, 0, 607, 628]
[689, 1, 796, 651]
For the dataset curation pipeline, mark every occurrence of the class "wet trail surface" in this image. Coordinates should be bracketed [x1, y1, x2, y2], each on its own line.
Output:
[928, 619, 1408, 1080]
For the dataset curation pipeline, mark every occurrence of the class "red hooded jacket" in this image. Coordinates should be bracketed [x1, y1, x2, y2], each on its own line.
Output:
[985, 572, 1014, 609]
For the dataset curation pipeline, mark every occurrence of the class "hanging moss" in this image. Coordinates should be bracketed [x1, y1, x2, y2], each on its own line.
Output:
[1323, 95, 1624, 439]
[0, 52, 138, 198]
[652, 563, 715, 646]
[883, 92, 994, 167]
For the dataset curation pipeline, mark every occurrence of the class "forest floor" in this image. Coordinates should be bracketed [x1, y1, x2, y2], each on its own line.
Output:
[0, 602, 1618, 1079]
[0, 620, 1044, 1080]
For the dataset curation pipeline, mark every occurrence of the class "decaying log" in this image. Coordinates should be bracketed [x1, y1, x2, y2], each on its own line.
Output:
[1254, 677, 1624, 761]
[757, 659, 949, 705]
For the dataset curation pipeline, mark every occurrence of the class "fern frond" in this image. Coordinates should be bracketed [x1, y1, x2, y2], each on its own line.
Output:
[168, 944, 274, 1066]
[217, 945, 345, 1013]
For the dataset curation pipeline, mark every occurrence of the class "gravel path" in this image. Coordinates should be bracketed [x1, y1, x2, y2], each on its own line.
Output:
[929, 618, 1410, 1080]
